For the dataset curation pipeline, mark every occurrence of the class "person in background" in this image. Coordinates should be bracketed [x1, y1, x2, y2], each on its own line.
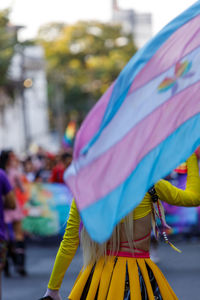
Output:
[33, 152, 55, 183]
[23, 157, 35, 182]
[0, 168, 16, 300]
[0, 150, 27, 276]
[49, 152, 72, 184]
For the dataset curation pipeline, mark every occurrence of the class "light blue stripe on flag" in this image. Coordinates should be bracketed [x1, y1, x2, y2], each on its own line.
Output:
[81, 113, 200, 242]
[82, 1, 200, 156]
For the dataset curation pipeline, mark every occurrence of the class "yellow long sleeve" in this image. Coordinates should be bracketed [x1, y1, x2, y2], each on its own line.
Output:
[155, 154, 200, 207]
[48, 199, 80, 290]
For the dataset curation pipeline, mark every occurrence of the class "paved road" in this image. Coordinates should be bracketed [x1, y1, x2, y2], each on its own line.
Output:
[2, 238, 200, 300]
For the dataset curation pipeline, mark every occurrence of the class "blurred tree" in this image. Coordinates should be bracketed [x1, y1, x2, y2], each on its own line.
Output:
[37, 21, 137, 129]
[0, 9, 16, 92]
[0, 9, 17, 112]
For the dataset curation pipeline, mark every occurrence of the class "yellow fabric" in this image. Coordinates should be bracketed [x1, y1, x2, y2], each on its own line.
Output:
[48, 199, 80, 290]
[107, 257, 126, 300]
[137, 259, 154, 300]
[133, 153, 200, 220]
[97, 257, 115, 299]
[68, 257, 178, 300]
[132, 193, 152, 220]
[86, 258, 105, 300]
[48, 153, 200, 290]
[128, 258, 142, 300]
[73, 266, 83, 287]
[155, 154, 200, 207]
[146, 259, 178, 300]
[69, 264, 93, 299]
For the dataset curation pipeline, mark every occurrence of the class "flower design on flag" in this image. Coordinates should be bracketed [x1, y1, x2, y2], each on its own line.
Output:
[158, 61, 194, 96]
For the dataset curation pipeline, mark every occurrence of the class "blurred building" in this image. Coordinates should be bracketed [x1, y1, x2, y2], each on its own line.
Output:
[0, 44, 53, 154]
[112, 0, 152, 48]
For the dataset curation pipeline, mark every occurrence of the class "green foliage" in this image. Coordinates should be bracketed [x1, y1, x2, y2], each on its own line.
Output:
[37, 21, 137, 122]
[0, 9, 16, 89]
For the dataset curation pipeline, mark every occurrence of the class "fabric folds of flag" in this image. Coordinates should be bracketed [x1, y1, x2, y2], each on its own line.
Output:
[64, 1, 200, 243]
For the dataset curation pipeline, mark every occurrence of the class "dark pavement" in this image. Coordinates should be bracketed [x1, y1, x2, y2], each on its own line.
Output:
[2, 238, 200, 300]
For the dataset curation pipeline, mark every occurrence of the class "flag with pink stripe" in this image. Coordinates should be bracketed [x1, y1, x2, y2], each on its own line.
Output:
[65, 1, 200, 243]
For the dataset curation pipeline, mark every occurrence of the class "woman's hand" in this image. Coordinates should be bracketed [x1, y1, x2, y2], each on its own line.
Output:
[42, 288, 62, 300]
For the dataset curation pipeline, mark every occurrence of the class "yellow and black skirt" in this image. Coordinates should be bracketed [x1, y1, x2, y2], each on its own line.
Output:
[68, 256, 178, 300]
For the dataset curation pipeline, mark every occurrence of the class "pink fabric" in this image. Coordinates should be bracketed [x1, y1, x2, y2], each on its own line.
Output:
[120, 232, 151, 244]
[4, 168, 24, 223]
[74, 82, 115, 159]
[106, 250, 150, 258]
[4, 202, 24, 224]
[129, 14, 200, 94]
[7, 168, 20, 188]
[67, 80, 200, 210]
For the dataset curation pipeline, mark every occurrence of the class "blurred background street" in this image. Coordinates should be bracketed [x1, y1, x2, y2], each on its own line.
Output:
[1, 1, 200, 300]
[2, 239, 200, 300]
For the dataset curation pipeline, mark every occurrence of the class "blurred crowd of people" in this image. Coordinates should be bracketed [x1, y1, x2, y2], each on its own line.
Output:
[0, 146, 72, 284]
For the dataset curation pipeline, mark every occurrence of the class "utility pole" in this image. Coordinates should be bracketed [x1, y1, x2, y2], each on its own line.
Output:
[54, 82, 65, 145]
[19, 45, 31, 152]
[13, 25, 31, 153]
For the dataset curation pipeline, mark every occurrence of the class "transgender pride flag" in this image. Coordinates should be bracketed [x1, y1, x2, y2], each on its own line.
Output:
[65, 1, 200, 243]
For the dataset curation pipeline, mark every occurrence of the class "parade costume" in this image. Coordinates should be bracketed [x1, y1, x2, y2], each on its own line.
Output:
[45, 154, 200, 299]
[0, 170, 12, 270]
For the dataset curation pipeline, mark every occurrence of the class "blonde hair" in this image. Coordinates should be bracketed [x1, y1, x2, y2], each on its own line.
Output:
[81, 212, 134, 268]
